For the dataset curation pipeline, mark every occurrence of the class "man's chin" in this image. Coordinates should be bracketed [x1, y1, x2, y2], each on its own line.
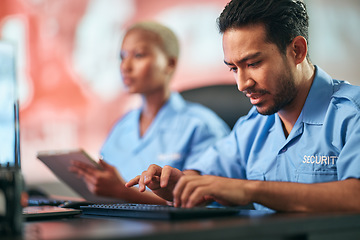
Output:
[255, 105, 278, 116]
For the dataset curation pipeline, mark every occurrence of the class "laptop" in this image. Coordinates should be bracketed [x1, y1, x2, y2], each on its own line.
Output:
[23, 206, 81, 220]
[0, 41, 81, 220]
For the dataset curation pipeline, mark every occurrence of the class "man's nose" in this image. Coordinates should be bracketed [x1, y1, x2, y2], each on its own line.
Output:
[235, 70, 254, 92]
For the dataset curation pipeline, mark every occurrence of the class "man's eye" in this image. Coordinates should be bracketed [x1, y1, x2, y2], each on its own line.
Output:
[229, 67, 237, 73]
[248, 61, 261, 67]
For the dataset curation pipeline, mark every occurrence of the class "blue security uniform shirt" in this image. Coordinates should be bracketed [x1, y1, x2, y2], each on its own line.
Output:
[186, 66, 360, 211]
[100, 92, 230, 182]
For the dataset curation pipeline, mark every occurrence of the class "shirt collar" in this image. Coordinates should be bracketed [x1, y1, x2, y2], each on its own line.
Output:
[140, 92, 186, 130]
[140, 92, 186, 113]
[157, 92, 186, 118]
[166, 92, 187, 112]
[302, 65, 334, 124]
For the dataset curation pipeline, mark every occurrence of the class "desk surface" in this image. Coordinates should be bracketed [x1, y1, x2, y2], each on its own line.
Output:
[21, 210, 360, 240]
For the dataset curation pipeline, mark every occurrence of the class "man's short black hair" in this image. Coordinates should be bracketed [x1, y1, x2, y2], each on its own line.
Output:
[217, 0, 309, 56]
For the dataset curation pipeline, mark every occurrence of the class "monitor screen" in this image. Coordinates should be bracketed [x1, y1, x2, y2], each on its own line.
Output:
[0, 41, 20, 169]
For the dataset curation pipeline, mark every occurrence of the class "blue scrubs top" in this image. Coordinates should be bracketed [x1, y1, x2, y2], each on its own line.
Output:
[186, 66, 360, 211]
[100, 92, 230, 182]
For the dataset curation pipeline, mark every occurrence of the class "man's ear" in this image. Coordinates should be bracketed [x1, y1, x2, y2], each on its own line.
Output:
[289, 36, 308, 65]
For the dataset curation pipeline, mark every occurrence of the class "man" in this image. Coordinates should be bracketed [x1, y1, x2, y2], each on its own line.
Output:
[126, 0, 360, 212]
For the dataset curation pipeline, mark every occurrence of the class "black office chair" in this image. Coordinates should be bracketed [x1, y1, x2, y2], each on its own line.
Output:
[180, 84, 253, 129]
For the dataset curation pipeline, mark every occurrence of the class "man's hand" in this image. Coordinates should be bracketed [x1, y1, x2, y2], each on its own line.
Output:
[126, 164, 360, 211]
[69, 159, 126, 198]
[125, 164, 184, 202]
[173, 175, 252, 208]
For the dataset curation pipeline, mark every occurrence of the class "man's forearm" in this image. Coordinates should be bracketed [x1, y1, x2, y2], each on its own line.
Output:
[247, 178, 360, 212]
[116, 186, 167, 205]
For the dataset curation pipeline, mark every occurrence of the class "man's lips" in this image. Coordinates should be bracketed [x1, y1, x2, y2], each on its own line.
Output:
[245, 92, 266, 105]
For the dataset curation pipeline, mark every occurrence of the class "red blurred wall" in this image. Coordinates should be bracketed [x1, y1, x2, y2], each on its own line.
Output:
[0, 0, 232, 183]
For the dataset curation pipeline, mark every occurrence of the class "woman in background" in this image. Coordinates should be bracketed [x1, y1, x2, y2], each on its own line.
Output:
[70, 21, 229, 204]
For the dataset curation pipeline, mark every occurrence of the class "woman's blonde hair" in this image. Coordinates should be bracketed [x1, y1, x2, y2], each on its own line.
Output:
[127, 21, 180, 59]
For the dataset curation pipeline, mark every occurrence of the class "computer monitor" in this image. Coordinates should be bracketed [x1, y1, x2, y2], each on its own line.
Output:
[0, 41, 20, 169]
[0, 40, 24, 236]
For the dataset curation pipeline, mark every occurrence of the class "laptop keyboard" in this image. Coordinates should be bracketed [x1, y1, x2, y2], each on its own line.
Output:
[80, 203, 240, 220]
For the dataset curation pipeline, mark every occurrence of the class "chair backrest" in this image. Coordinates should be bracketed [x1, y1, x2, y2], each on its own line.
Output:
[180, 84, 253, 129]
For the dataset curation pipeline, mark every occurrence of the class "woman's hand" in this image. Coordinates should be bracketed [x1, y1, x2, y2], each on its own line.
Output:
[69, 159, 126, 198]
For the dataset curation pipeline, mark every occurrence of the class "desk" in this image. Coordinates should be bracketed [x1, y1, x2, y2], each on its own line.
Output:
[21, 210, 360, 240]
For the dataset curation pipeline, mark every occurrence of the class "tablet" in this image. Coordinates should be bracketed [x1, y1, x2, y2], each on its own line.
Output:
[37, 149, 121, 203]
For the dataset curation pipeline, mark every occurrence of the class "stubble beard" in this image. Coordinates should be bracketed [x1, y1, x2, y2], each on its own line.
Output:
[256, 68, 298, 116]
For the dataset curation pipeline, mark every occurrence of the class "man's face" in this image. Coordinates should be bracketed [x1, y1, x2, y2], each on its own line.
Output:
[223, 24, 298, 115]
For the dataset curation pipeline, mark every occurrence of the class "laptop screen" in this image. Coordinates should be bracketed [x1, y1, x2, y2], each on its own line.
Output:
[0, 41, 20, 169]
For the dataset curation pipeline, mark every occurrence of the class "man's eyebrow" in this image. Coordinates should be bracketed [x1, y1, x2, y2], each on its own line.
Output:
[224, 60, 233, 66]
[224, 52, 262, 66]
